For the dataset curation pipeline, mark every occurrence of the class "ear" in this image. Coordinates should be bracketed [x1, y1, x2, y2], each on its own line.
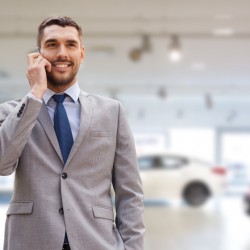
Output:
[80, 46, 85, 63]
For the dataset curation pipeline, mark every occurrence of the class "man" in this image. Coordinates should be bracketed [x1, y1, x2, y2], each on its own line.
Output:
[0, 16, 144, 250]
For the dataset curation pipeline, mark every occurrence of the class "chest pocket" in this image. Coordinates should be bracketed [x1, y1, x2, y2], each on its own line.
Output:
[90, 131, 113, 137]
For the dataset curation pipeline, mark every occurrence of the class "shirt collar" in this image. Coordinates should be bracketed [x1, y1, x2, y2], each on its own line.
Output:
[43, 82, 81, 105]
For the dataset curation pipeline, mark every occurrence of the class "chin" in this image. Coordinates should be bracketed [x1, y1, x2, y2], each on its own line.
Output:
[47, 74, 76, 88]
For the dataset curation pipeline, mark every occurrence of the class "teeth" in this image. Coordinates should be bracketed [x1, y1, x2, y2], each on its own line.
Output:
[55, 64, 68, 68]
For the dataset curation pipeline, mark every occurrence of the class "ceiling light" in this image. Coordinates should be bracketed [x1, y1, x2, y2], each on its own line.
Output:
[168, 35, 182, 62]
[129, 34, 151, 62]
[129, 47, 142, 62]
[212, 28, 235, 36]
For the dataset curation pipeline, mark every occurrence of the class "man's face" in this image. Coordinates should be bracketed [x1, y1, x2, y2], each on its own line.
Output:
[40, 25, 84, 90]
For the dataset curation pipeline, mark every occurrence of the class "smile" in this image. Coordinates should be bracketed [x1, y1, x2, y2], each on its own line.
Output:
[55, 64, 69, 68]
[52, 62, 72, 68]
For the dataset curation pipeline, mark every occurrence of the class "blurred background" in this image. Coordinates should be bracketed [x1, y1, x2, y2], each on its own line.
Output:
[1, 0, 250, 249]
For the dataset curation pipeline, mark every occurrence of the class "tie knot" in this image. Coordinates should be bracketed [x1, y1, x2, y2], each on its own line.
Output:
[52, 94, 67, 104]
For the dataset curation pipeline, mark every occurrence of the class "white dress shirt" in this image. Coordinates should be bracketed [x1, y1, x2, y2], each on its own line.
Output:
[42, 83, 81, 141]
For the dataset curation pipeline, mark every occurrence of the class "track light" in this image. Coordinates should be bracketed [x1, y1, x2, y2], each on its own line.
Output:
[168, 35, 182, 62]
[129, 34, 151, 62]
[0, 70, 9, 79]
[141, 34, 151, 52]
[129, 48, 143, 62]
[205, 93, 213, 109]
[227, 110, 237, 122]
[157, 87, 167, 99]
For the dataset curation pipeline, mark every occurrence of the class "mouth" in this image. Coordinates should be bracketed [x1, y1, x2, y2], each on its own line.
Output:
[52, 61, 72, 71]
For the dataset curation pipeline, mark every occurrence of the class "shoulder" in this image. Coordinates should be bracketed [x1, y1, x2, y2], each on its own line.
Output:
[80, 91, 120, 108]
[79, 91, 128, 119]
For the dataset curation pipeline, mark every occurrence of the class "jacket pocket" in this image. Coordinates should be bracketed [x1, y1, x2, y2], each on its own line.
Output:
[6, 201, 34, 215]
[92, 206, 114, 221]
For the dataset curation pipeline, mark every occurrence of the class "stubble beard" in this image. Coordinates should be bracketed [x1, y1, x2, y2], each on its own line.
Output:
[46, 70, 77, 88]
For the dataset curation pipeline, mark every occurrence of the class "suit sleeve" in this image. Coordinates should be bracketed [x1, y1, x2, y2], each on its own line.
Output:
[0, 95, 42, 176]
[112, 102, 145, 250]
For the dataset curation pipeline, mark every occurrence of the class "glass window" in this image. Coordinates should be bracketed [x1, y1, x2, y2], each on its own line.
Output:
[138, 156, 164, 170]
[161, 156, 188, 169]
[138, 157, 155, 170]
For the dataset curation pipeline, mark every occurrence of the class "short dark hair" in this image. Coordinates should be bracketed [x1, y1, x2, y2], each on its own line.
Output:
[37, 16, 83, 47]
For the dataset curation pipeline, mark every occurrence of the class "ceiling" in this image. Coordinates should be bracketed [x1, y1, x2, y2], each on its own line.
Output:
[0, 0, 250, 127]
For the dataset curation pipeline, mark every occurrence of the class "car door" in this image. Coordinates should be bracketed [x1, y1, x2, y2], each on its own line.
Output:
[160, 155, 187, 199]
[138, 156, 167, 199]
[138, 155, 187, 200]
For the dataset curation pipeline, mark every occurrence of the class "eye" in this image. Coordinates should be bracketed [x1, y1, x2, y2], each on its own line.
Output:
[47, 43, 57, 48]
[67, 42, 77, 48]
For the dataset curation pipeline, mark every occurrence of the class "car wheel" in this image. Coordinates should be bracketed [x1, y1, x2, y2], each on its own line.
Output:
[246, 207, 250, 215]
[183, 182, 210, 206]
[245, 202, 250, 215]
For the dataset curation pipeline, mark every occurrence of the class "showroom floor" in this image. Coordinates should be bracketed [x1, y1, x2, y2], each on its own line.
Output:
[144, 197, 250, 250]
[1, 196, 250, 250]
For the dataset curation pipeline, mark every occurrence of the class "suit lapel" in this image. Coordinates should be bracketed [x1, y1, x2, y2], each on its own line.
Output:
[37, 91, 92, 166]
[66, 91, 93, 166]
[37, 102, 63, 163]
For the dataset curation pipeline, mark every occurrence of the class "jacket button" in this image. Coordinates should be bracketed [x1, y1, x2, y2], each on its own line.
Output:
[62, 173, 67, 179]
[59, 208, 64, 214]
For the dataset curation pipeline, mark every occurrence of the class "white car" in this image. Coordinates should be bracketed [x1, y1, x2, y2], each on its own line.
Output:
[138, 153, 227, 206]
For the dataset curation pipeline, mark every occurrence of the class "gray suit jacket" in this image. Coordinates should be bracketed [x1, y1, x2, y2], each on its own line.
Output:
[0, 91, 145, 250]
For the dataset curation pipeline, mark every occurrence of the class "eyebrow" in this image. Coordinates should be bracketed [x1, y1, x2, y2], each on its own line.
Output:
[66, 40, 79, 45]
[44, 39, 57, 44]
[44, 39, 79, 44]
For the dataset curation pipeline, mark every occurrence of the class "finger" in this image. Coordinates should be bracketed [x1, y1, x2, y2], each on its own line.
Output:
[37, 57, 52, 72]
[27, 52, 40, 65]
[33, 55, 44, 64]
[44, 60, 52, 72]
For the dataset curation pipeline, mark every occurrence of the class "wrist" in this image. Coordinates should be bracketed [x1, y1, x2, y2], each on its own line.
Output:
[27, 92, 43, 103]
[30, 85, 46, 99]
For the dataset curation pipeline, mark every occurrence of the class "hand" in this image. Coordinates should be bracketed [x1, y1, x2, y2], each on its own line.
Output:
[26, 52, 51, 99]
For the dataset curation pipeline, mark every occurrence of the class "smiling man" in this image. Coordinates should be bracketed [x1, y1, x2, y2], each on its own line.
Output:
[0, 16, 144, 250]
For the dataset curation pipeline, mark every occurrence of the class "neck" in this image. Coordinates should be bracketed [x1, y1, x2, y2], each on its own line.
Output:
[48, 81, 77, 93]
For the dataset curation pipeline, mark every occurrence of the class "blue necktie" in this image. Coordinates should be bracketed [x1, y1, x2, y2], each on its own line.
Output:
[53, 94, 73, 164]
[53, 94, 73, 246]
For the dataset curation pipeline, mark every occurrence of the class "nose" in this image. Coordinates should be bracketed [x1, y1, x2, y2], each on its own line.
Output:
[56, 45, 68, 59]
